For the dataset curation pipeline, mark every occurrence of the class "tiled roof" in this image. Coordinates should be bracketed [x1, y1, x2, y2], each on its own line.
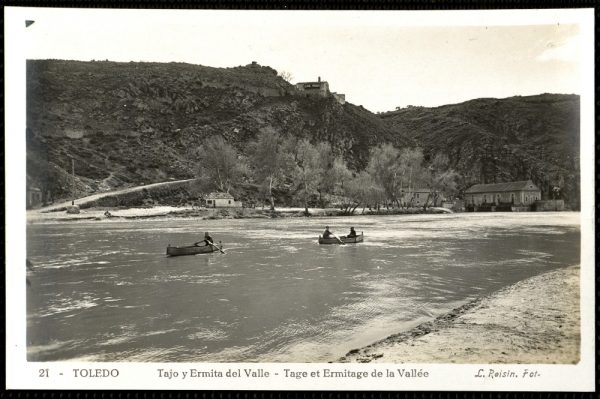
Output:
[205, 192, 234, 199]
[465, 180, 539, 193]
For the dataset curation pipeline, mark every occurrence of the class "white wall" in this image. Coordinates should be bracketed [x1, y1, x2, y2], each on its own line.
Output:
[206, 198, 242, 208]
[468, 190, 541, 205]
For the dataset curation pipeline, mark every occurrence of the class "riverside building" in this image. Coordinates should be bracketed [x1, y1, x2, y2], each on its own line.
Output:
[465, 180, 541, 211]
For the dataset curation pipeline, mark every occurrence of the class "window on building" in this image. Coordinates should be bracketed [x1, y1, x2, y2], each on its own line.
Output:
[228, 200, 231, 204]
[483, 195, 487, 203]
[207, 200, 212, 204]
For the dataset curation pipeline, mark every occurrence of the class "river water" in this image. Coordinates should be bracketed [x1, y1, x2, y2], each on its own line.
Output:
[26, 212, 580, 362]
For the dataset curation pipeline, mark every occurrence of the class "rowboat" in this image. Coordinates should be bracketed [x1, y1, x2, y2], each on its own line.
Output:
[166, 243, 223, 256]
[318, 232, 364, 244]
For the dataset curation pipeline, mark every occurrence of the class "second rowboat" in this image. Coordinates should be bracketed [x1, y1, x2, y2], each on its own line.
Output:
[318, 232, 364, 244]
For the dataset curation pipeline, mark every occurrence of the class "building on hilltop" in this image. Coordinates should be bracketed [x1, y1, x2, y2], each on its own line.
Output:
[295, 77, 346, 105]
[295, 76, 330, 97]
[465, 180, 541, 210]
[204, 192, 242, 208]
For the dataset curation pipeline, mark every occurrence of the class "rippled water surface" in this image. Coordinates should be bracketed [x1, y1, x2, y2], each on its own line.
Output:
[26, 212, 580, 362]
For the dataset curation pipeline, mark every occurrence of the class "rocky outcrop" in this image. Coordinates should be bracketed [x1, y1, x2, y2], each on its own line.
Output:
[26, 60, 409, 201]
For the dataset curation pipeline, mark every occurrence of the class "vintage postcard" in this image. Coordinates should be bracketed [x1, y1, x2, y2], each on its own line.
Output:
[5, 7, 595, 391]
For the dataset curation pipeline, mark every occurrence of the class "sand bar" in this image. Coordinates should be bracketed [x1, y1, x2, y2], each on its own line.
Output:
[341, 265, 580, 364]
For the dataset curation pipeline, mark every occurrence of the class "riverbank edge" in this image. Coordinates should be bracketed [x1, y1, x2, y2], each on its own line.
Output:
[27, 206, 452, 223]
[339, 264, 580, 364]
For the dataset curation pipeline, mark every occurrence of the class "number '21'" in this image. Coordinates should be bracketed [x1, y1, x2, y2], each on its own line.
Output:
[38, 369, 49, 377]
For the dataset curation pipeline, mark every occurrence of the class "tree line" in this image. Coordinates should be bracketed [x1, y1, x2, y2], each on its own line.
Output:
[195, 131, 460, 214]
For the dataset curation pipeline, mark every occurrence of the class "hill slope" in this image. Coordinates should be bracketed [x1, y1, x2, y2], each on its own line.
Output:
[26, 59, 409, 201]
[380, 94, 580, 207]
[26, 60, 580, 208]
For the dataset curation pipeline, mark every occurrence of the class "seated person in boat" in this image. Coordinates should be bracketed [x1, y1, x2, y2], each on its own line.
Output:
[346, 227, 357, 238]
[322, 226, 334, 239]
[195, 232, 214, 246]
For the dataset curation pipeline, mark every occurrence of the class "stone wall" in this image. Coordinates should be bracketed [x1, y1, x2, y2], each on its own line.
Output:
[332, 92, 346, 105]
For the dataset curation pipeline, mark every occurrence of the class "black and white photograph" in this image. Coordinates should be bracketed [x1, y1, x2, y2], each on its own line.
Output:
[5, 7, 595, 391]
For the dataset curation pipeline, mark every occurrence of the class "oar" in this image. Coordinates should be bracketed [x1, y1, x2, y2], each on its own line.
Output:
[209, 242, 225, 254]
[330, 233, 345, 245]
[194, 240, 225, 254]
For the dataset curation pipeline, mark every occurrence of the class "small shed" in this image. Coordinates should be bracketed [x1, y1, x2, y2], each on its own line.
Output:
[204, 192, 242, 208]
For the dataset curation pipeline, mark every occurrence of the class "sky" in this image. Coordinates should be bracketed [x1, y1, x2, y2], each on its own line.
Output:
[14, 8, 587, 112]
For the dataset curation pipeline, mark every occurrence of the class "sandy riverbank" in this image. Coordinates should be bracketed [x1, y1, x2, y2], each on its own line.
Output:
[26, 206, 338, 223]
[27, 206, 451, 223]
[340, 265, 580, 364]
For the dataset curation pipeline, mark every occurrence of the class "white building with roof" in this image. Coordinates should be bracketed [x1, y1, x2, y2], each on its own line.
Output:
[464, 180, 541, 206]
[204, 192, 242, 208]
[295, 77, 330, 97]
[295, 77, 346, 105]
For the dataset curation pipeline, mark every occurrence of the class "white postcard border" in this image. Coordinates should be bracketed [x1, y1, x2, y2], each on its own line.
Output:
[5, 7, 595, 391]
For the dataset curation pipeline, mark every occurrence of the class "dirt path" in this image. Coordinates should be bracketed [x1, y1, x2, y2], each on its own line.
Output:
[33, 179, 196, 213]
[341, 265, 580, 364]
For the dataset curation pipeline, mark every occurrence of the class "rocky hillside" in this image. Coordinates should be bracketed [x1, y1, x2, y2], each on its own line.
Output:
[380, 94, 580, 207]
[26, 60, 580, 208]
[26, 59, 408, 202]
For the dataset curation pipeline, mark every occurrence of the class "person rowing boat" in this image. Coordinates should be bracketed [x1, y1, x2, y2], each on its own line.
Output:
[195, 232, 214, 247]
[194, 232, 225, 254]
[322, 226, 344, 245]
[318, 227, 363, 245]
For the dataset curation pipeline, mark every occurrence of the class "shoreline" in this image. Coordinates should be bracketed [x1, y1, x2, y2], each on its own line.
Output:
[339, 265, 580, 364]
[26, 205, 452, 223]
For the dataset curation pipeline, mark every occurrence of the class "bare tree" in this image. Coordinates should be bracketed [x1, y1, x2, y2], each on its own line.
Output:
[313, 142, 353, 206]
[342, 171, 384, 215]
[249, 130, 293, 211]
[279, 71, 294, 83]
[398, 148, 425, 208]
[421, 153, 460, 209]
[366, 144, 403, 208]
[291, 139, 321, 215]
[196, 136, 245, 194]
